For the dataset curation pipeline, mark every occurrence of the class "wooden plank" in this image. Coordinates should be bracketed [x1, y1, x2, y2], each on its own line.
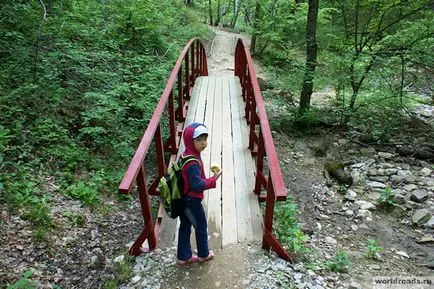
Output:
[159, 77, 204, 248]
[234, 77, 263, 242]
[221, 77, 238, 246]
[229, 76, 253, 242]
[159, 76, 263, 250]
[177, 76, 215, 250]
[207, 77, 223, 250]
[201, 77, 215, 209]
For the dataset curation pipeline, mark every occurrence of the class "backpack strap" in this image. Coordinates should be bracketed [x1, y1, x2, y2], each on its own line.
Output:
[178, 155, 199, 197]
[179, 155, 199, 169]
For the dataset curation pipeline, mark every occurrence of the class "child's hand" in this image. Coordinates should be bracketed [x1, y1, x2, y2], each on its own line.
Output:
[213, 169, 222, 180]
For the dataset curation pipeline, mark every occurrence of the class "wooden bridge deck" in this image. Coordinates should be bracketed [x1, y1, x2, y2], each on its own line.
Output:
[159, 76, 263, 250]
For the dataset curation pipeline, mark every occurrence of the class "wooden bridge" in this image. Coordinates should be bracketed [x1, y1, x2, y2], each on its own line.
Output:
[119, 39, 292, 262]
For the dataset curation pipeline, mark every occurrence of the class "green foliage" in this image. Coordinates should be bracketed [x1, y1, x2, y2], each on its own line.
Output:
[326, 249, 350, 272]
[4, 178, 39, 208]
[104, 255, 135, 288]
[66, 181, 100, 206]
[365, 238, 384, 259]
[21, 199, 55, 242]
[337, 184, 349, 195]
[0, 0, 211, 215]
[64, 211, 85, 227]
[7, 270, 38, 289]
[274, 200, 311, 259]
[379, 185, 396, 209]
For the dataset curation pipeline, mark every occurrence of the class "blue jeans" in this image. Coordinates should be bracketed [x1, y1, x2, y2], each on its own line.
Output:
[177, 196, 209, 261]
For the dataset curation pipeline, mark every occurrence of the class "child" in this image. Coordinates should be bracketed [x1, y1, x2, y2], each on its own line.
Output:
[177, 123, 222, 265]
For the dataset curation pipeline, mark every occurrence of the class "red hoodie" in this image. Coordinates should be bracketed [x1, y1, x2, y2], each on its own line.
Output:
[181, 123, 216, 199]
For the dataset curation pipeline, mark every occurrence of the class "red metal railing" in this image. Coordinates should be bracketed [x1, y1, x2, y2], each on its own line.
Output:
[118, 39, 208, 256]
[234, 39, 293, 262]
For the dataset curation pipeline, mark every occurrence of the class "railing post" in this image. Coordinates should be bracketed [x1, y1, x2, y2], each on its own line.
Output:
[254, 130, 265, 195]
[169, 91, 178, 153]
[185, 51, 190, 100]
[176, 68, 185, 121]
[262, 171, 275, 251]
[155, 124, 166, 176]
[191, 43, 195, 85]
[129, 165, 157, 256]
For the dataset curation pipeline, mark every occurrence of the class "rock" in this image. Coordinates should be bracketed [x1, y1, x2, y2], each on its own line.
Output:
[403, 184, 418, 191]
[369, 176, 389, 183]
[405, 201, 422, 210]
[351, 225, 359, 231]
[392, 193, 406, 205]
[356, 201, 376, 210]
[416, 235, 434, 244]
[378, 152, 394, 159]
[351, 170, 365, 185]
[420, 167, 432, 176]
[257, 76, 268, 91]
[357, 209, 372, 219]
[114, 255, 125, 263]
[338, 139, 348, 146]
[360, 147, 376, 157]
[404, 174, 417, 183]
[385, 168, 398, 175]
[344, 190, 358, 201]
[294, 272, 304, 280]
[368, 192, 381, 202]
[410, 190, 429, 203]
[131, 276, 141, 284]
[390, 170, 414, 184]
[425, 217, 434, 229]
[367, 264, 381, 270]
[396, 251, 410, 258]
[412, 209, 432, 226]
[368, 168, 378, 176]
[325, 236, 338, 245]
[348, 281, 363, 289]
[366, 181, 387, 189]
[345, 210, 354, 216]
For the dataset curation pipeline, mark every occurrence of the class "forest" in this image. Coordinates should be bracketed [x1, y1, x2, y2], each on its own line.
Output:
[0, 0, 433, 288]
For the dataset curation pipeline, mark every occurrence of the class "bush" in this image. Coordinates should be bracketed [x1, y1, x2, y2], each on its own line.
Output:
[327, 249, 350, 272]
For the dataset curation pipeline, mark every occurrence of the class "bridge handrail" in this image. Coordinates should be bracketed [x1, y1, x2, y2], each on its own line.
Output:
[119, 38, 207, 194]
[234, 39, 293, 262]
[118, 38, 208, 256]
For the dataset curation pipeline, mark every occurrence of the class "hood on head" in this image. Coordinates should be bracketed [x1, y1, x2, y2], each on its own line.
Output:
[183, 123, 207, 156]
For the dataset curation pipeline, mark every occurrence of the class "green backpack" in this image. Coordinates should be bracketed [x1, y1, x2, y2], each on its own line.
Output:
[159, 155, 198, 218]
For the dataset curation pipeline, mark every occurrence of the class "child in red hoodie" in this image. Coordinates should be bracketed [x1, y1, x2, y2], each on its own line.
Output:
[177, 123, 222, 265]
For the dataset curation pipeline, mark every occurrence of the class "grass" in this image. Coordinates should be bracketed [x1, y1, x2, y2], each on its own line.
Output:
[273, 199, 311, 260]
[365, 238, 384, 259]
[20, 200, 55, 242]
[104, 255, 135, 288]
[64, 211, 86, 227]
[327, 249, 351, 272]
[6, 270, 38, 289]
[378, 185, 396, 209]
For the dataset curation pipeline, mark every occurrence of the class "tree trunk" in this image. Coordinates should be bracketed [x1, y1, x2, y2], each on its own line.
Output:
[250, 1, 261, 54]
[214, 0, 221, 26]
[208, 0, 213, 26]
[299, 0, 319, 112]
[230, 0, 242, 28]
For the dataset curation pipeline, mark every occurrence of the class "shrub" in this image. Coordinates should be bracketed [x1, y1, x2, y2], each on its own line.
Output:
[327, 249, 350, 272]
